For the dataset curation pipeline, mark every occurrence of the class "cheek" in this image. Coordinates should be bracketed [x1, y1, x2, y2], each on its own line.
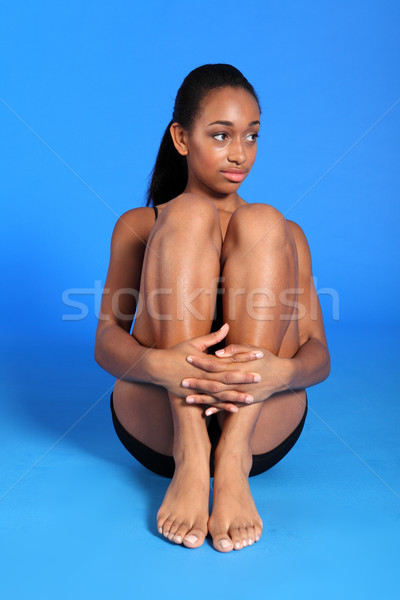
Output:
[193, 145, 222, 169]
[247, 146, 257, 166]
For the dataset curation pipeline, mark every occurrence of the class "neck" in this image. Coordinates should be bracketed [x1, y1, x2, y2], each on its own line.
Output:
[183, 182, 244, 212]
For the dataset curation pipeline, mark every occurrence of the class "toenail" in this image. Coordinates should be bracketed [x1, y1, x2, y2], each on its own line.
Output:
[243, 539, 248, 547]
[234, 542, 241, 550]
[249, 539, 254, 545]
[175, 536, 182, 544]
[158, 527, 162, 534]
[184, 534, 198, 544]
[219, 539, 232, 549]
[255, 534, 260, 542]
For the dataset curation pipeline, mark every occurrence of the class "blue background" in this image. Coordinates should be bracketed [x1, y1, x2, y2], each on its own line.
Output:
[1, 1, 399, 599]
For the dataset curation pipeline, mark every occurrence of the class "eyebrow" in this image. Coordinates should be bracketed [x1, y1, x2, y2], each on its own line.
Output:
[207, 120, 260, 127]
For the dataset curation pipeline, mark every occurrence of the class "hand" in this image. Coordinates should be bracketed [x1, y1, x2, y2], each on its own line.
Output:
[147, 324, 264, 411]
[181, 342, 292, 415]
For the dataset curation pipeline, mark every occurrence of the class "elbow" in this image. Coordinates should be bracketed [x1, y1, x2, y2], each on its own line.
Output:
[322, 347, 331, 382]
[94, 328, 108, 370]
[94, 340, 105, 369]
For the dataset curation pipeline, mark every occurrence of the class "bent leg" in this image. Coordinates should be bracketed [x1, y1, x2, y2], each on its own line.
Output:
[114, 194, 222, 548]
[209, 203, 305, 552]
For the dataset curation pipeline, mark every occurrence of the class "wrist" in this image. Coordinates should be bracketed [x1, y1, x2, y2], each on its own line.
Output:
[141, 348, 165, 386]
[275, 356, 296, 392]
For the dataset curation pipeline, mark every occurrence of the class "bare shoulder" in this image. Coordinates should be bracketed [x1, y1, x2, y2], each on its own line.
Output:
[286, 219, 307, 242]
[286, 219, 313, 270]
[112, 206, 156, 246]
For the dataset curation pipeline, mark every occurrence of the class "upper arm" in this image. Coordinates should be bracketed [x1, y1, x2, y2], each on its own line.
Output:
[97, 208, 151, 334]
[287, 220, 328, 348]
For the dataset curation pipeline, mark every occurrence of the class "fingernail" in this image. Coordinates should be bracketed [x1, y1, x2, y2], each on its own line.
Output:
[184, 534, 198, 544]
[186, 397, 195, 404]
[215, 349, 225, 355]
[255, 352, 264, 358]
[182, 380, 190, 388]
[253, 375, 261, 382]
[245, 396, 253, 403]
[230, 406, 238, 412]
[219, 539, 233, 549]
[186, 356, 193, 363]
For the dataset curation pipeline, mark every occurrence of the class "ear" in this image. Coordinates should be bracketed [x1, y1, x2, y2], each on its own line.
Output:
[170, 122, 189, 156]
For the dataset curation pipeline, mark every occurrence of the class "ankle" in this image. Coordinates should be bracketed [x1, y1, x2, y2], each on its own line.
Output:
[214, 441, 253, 475]
[173, 436, 211, 466]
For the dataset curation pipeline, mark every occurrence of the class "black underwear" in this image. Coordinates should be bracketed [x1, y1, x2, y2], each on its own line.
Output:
[110, 391, 307, 478]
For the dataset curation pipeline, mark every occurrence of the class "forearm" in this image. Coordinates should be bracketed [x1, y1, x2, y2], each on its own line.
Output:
[94, 322, 159, 383]
[284, 337, 330, 391]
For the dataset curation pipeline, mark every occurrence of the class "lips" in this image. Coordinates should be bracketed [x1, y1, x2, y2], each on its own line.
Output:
[221, 169, 248, 183]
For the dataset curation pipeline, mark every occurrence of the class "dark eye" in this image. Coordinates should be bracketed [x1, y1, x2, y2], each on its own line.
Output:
[213, 133, 228, 141]
[246, 133, 259, 142]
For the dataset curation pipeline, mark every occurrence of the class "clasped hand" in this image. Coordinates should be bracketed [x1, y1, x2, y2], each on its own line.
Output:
[158, 323, 289, 415]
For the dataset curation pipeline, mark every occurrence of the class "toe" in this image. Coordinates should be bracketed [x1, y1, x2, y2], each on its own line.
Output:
[239, 526, 248, 547]
[229, 526, 243, 551]
[162, 517, 173, 538]
[156, 513, 165, 535]
[212, 531, 234, 553]
[254, 523, 263, 542]
[183, 526, 206, 549]
[247, 525, 256, 546]
[168, 519, 181, 541]
[174, 521, 192, 545]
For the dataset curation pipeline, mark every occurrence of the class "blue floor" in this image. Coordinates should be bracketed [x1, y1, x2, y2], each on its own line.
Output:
[1, 323, 399, 599]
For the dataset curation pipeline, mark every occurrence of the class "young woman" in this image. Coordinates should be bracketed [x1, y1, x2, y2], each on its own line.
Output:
[95, 64, 330, 553]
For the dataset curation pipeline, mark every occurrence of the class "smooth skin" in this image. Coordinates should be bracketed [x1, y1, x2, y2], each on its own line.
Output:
[95, 87, 330, 553]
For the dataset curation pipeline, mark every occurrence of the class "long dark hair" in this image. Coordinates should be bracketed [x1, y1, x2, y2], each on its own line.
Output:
[146, 64, 260, 207]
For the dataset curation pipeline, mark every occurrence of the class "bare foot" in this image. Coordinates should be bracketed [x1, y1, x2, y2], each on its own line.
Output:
[157, 459, 210, 549]
[208, 455, 263, 553]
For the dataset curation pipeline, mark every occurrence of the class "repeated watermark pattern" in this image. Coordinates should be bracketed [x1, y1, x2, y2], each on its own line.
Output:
[61, 277, 340, 322]
[1, 93, 398, 503]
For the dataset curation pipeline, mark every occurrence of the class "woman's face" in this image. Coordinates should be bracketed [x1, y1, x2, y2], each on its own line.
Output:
[180, 87, 260, 199]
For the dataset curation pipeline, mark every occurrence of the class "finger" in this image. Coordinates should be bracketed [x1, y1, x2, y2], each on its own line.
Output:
[187, 395, 238, 413]
[216, 344, 264, 359]
[216, 351, 264, 363]
[186, 354, 227, 373]
[197, 400, 240, 415]
[187, 353, 262, 372]
[190, 323, 229, 352]
[182, 372, 260, 392]
[188, 352, 262, 370]
[186, 389, 254, 405]
[204, 407, 221, 416]
[205, 404, 236, 416]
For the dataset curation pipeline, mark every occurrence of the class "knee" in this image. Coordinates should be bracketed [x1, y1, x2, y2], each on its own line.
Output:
[160, 193, 220, 233]
[228, 203, 292, 249]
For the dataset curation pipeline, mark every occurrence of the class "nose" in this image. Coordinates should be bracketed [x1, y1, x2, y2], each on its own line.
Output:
[227, 137, 246, 165]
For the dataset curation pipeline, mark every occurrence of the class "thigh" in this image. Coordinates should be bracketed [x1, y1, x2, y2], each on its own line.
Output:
[250, 389, 307, 454]
[112, 378, 174, 456]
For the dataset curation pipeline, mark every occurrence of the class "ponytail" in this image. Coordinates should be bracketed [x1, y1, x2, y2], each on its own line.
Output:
[146, 64, 260, 207]
[146, 121, 188, 207]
